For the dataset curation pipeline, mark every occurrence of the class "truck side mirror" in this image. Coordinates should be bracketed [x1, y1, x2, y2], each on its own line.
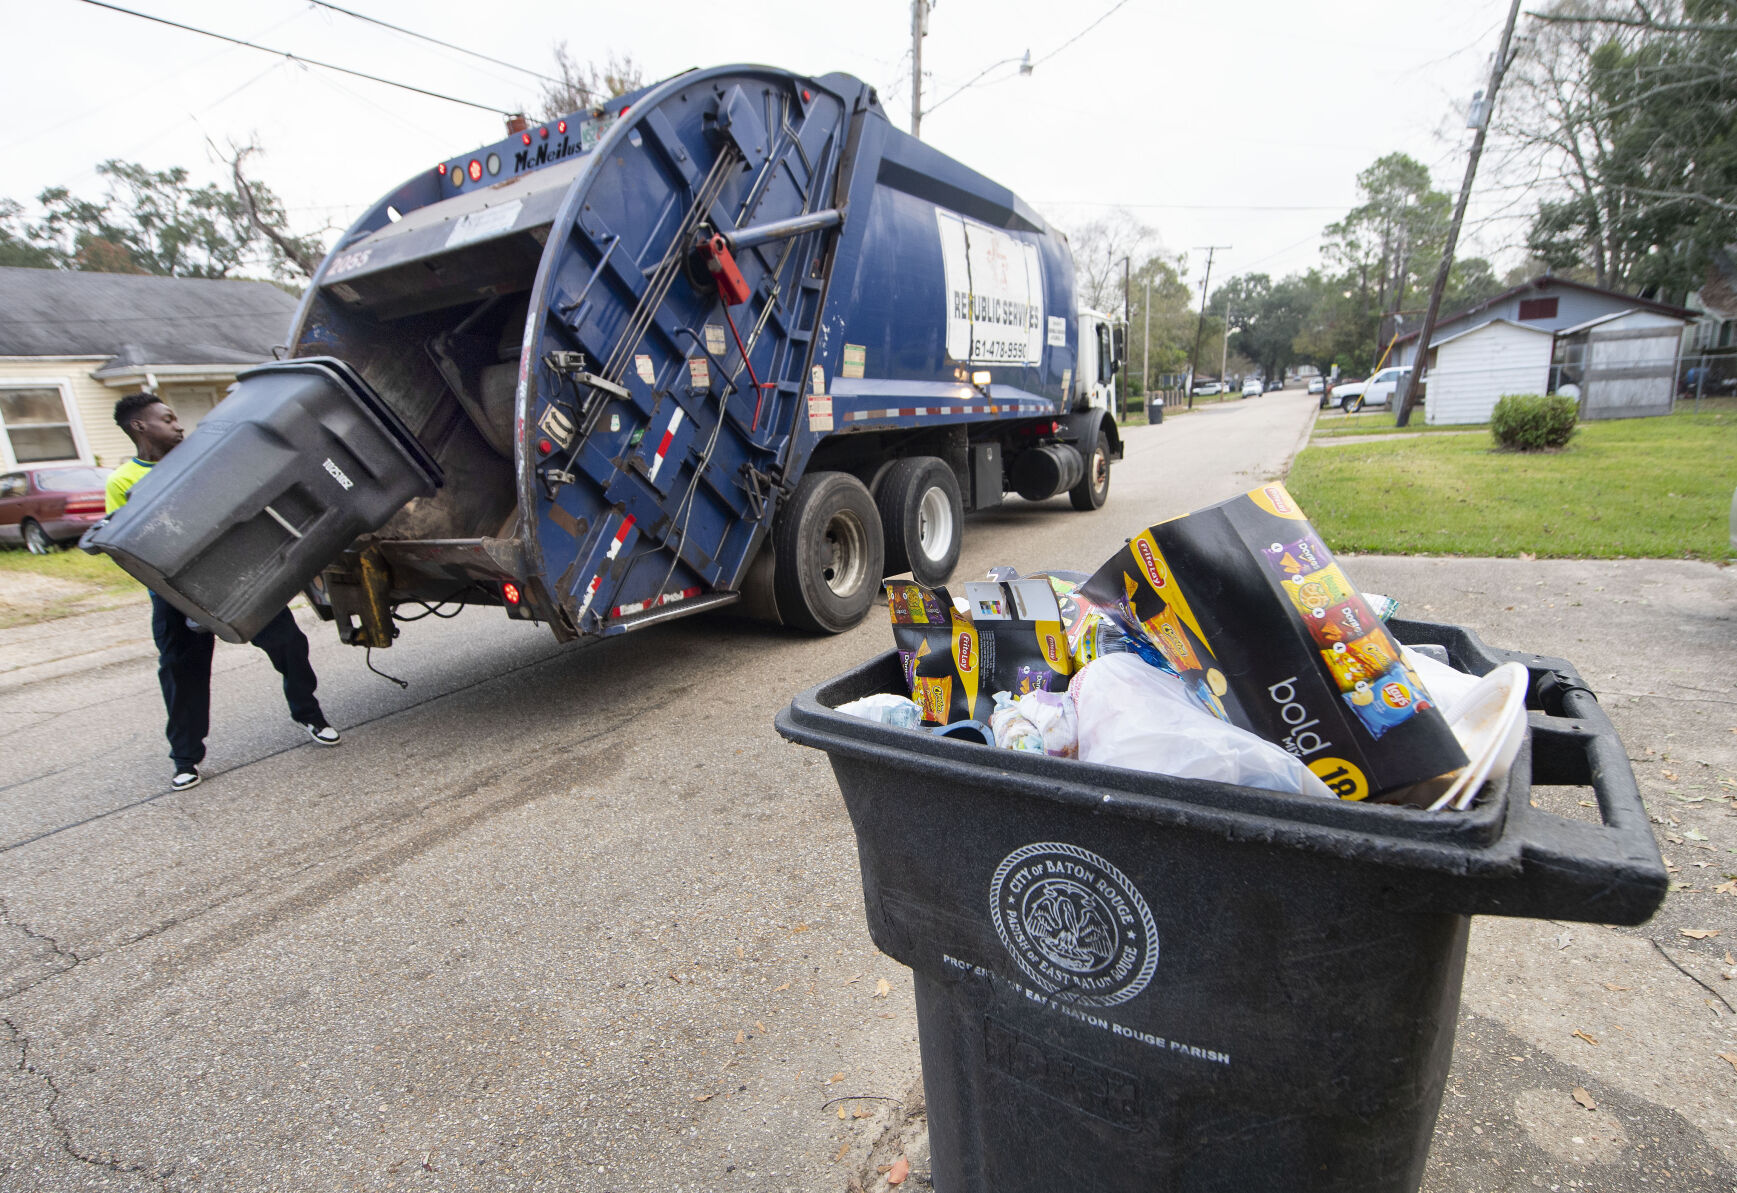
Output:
[1111, 327, 1126, 370]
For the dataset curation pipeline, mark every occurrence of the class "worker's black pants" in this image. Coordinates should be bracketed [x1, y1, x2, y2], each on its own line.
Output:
[151, 595, 325, 772]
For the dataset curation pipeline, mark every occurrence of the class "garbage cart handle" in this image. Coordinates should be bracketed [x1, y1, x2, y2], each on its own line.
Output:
[1473, 653, 1667, 926]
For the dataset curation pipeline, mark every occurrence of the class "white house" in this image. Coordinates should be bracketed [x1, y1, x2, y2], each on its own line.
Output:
[1423, 319, 1554, 426]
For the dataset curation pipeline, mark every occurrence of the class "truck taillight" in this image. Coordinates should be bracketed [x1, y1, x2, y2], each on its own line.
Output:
[503, 582, 522, 606]
[557, 120, 567, 134]
[521, 132, 531, 146]
[468, 159, 483, 182]
[436, 163, 447, 175]
[539, 126, 549, 139]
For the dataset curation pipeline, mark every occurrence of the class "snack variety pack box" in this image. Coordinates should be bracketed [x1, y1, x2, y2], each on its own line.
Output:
[1079, 483, 1467, 800]
[886, 579, 1071, 725]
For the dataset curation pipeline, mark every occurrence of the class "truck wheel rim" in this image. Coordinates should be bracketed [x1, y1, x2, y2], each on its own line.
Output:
[917, 486, 954, 562]
[822, 510, 869, 596]
[1092, 447, 1109, 492]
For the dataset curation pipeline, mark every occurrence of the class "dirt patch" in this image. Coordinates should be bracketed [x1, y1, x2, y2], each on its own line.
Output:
[0, 565, 143, 629]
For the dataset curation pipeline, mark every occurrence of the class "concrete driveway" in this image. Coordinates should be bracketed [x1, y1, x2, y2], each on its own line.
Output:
[1, 388, 1732, 1191]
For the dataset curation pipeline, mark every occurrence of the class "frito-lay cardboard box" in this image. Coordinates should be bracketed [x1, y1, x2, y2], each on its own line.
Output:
[1080, 483, 1467, 800]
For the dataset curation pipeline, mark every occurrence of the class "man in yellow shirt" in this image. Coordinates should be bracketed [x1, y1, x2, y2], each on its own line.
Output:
[108, 393, 340, 792]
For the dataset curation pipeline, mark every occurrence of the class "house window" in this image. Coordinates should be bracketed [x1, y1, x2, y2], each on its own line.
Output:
[0, 386, 79, 464]
[1517, 297, 1559, 321]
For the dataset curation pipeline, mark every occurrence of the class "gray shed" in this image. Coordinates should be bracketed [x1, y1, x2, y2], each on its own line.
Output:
[1549, 308, 1689, 420]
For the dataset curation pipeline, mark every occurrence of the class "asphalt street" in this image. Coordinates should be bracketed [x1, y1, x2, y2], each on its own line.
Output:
[2, 388, 1733, 1191]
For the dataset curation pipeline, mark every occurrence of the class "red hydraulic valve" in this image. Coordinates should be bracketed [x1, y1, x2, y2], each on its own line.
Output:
[698, 234, 751, 306]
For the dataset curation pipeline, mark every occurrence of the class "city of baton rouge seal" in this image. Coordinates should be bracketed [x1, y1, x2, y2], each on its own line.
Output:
[989, 842, 1159, 1007]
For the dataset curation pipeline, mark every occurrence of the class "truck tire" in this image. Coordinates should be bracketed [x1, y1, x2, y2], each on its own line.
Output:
[1068, 427, 1111, 511]
[876, 456, 962, 587]
[773, 471, 885, 634]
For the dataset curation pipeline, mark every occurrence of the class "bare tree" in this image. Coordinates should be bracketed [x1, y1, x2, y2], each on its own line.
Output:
[1056, 209, 1156, 313]
[537, 47, 646, 119]
[222, 143, 327, 279]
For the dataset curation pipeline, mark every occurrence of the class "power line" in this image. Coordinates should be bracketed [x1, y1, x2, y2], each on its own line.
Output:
[304, 1, 561, 87]
[1031, 0, 1133, 69]
[74, 0, 511, 115]
[923, 0, 1132, 121]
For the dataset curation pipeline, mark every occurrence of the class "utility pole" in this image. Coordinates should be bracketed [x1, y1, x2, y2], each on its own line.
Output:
[1220, 303, 1234, 390]
[1187, 245, 1229, 409]
[1143, 273, 1152, 401]
[1394, 0, 1522, 427]
[1121, 254, 1131, 422]
[910, 0, 930, 139]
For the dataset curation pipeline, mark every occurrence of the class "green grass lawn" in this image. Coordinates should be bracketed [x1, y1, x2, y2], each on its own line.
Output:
[0, 545, 144, 628]
[1310, 410, 1488, 437]
[1286, 412, 1736, 561]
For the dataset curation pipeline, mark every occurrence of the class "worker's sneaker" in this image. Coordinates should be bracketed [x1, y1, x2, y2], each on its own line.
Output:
[301, 721, 341, 747]
[171, 767, 202, 792]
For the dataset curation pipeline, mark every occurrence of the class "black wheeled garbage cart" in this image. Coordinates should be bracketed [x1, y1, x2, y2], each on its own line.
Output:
[775, 619, 1665, 1193]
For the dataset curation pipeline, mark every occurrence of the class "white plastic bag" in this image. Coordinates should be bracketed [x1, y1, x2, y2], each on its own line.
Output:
[1072, 655, 1336, 799]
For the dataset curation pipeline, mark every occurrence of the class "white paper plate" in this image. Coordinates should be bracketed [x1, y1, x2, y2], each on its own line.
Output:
[1427, 662, 1529, 812]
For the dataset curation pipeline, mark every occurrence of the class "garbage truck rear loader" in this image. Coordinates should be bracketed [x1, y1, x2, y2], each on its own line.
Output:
[91, 66, 1124, 646]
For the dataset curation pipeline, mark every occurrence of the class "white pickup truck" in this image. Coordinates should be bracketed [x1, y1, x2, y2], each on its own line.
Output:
[1332, 365, 1412, 412]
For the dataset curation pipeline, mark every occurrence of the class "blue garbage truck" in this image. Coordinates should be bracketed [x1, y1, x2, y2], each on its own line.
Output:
[91, 65, 1126, 646]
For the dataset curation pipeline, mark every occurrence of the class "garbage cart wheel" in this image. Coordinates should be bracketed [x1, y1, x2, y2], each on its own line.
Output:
[773, 471, 885, 633]
[22, 519, 55, 555]
[1068, 428, 1111, 510]
[876, 456, 962, 587]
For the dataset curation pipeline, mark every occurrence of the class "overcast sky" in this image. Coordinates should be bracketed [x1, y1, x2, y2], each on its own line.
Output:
[2, 0, 1529, 287]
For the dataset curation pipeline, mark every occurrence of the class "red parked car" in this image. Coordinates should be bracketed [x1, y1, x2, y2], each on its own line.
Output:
[0, 465, 110, 553]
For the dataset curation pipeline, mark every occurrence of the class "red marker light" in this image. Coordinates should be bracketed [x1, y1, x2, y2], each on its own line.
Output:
[557, 119, 567, 134]
[619, 104, 630, 116]
[436, 162, 447, 175]
[539, 126, 549, 139]
[802, 89, 812, 102]
[536, 437, 553, 455]
[521, 131, 531, 145]
[467, 159, 482, 182]
[502, 582, 522, 606]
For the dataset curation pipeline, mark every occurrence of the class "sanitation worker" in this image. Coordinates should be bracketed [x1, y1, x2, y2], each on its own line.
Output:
[106, 393, 340, 792]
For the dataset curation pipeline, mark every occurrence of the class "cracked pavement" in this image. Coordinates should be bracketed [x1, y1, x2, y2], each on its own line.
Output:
[1, 391, 1734, 1190]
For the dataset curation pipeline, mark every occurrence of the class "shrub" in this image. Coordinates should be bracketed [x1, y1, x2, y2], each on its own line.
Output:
[1491, 393, 1578, 451]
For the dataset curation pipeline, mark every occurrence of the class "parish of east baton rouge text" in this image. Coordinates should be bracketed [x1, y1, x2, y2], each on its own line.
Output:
[941, 954, 1233, 1067]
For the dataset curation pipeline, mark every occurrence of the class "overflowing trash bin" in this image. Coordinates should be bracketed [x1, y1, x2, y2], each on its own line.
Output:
[86, 357, 441, 643]
[776, 618, 1664, 1193]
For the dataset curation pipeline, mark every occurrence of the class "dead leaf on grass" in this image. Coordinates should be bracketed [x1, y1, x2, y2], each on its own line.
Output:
[1714, 880, 1737, 896]
[1663, 770, 1679, 782]
[827, 1071, 846, 1085]
[837, 1104, 847, 1120]
[735, 1030, 746, 1044]
[1573, 1029, 1600, 1046]
[887, 1157, 910, 1185]
[695, 1093, 714, 1102]
[853, 1108, 874, 1119]
[1681, 928, 1721, 940]
[775, 981, 792, 992]
[833, 1141, 850, 1163]
[1719, 1053, 1737, 1074]
[875, 978, 891, 998]
[1572, 1087, 1597, 1110]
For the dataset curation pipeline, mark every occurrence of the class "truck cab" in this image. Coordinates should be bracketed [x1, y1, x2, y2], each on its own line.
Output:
[1076, 310, 1125, 412]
